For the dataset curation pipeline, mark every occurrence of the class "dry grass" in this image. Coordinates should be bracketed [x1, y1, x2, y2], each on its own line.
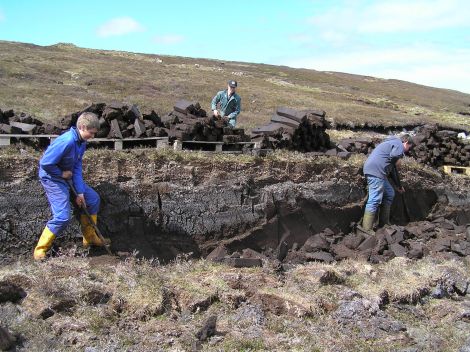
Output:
[1, 254, 469, 351]
[343, 257, 440, 302]
[1, 41, 469, 131]
[59, 140, 367, 169]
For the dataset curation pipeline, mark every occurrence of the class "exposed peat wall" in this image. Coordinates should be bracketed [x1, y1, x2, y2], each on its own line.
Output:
[0, 151, 468, 263]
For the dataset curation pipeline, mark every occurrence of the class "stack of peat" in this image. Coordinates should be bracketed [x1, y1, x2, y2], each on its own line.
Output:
[207, 217, 470, 266]
[412, 124, 470, 167]
[251, 107, 331, 152]
[337, 137, 378, 155]
[59, 102, 164, 139]
[337, 124, 470, 167]
[162, 100, 250, 143]
[282, 217, 470, 264]
[1, 100, 252, 148]
[0, 108, 61, 135]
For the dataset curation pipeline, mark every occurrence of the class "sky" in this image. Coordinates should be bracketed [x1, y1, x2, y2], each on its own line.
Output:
[0, 0, 469, 93]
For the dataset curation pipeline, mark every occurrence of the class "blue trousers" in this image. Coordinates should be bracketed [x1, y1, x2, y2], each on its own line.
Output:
[365, 175, 395, 213]
[41, 178, 100, 237]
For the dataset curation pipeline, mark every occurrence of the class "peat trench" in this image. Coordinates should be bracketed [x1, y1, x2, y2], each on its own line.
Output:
[0, 158, 469, 265]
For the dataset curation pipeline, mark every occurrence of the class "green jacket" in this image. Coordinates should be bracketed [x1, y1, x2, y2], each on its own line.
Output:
[211, 90, 241, 126]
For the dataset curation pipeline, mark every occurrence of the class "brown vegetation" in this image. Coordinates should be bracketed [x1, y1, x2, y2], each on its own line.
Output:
[0, 255, 469, 351]
[1, 41, 469, 131]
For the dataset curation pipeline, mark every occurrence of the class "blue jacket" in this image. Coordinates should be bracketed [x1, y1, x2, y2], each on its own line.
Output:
[363, 136, 404, 179]
[211, 90, 241, 125]
[39, 127, 86, 194]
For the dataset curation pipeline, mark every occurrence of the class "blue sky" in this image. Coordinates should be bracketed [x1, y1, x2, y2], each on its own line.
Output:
[1, 0, 469, 93]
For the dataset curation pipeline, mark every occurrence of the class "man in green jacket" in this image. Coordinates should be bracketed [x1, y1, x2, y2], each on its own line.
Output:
[211, 80, 241, 127]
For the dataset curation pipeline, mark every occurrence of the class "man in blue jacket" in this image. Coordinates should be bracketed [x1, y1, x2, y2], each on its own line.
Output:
[361, 134, 414, 232]
[34, 112, 109, 260]
[211, 80, 241, 127]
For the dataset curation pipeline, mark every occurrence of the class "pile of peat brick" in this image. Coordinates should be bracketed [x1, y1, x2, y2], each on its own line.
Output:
[0, 108, 61, 135]
[251, 107, 332, 152]
[3, 105, 468, 165]
[2, 100, 251, 145]
[0, 103, 163, 139]
[162, 100, 250, 143]
[207, 217, 470, 268]
[337, 124, 470, 167]
[59, 102, 164, 139]
[337, 137, 380, 155]
[61, 100, 252, 142]
[412, 124, 470, 167]
[282, 217, 470, 265]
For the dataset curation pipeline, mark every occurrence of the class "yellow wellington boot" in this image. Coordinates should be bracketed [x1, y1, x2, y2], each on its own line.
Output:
[33, 227, 56, 260]
[81, 214, 110, 248]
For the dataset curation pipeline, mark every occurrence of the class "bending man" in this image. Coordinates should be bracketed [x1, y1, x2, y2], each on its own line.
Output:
[361, 134, 414, 232]
[211, 80, 241, 127]
[34, 112, 109, 260]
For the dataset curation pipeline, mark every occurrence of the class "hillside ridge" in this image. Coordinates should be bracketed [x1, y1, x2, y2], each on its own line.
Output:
[0, 40, 469, 131]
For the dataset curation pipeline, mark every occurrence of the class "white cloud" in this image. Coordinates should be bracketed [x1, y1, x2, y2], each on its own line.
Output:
[309, 0, 470, 38]
[96, 17, 144, 38]
[0, 10, 4, 22]
[358, 0, 470, 33]
[285, 46, 470, 93]
[379, 63, 470, 93]
[295, 1, 470, 92]
[153, 35, 184, 44]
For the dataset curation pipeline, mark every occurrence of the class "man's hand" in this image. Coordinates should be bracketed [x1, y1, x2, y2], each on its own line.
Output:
[62, 170, 73, 180]
[397, 187, 405, 194]
[213, 110, 219, 117]
[75, 194, 86, 208]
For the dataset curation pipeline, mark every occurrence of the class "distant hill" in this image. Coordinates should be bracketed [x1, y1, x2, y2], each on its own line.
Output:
[0, 40, 469, 131]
